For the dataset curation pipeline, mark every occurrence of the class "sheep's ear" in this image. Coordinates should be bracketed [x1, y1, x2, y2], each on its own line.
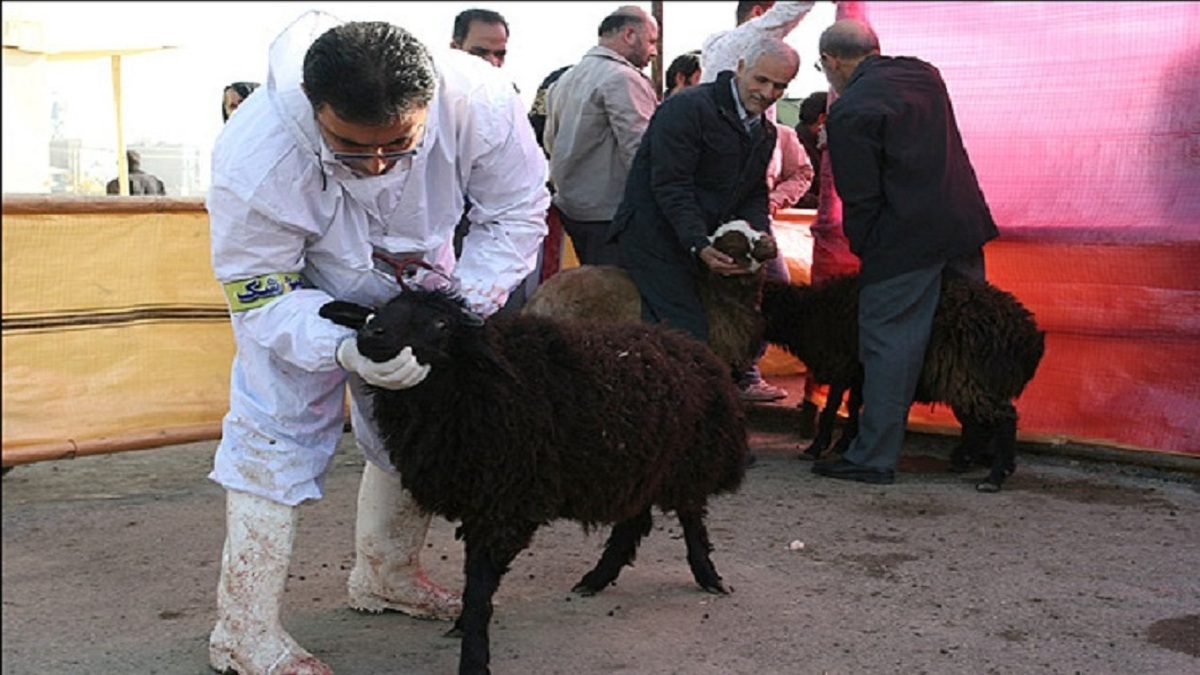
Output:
[460, 306, 485, 327]
[319, 301, 375, 329]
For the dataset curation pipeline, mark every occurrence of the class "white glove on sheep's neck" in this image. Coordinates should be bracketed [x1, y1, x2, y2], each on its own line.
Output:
[336, 338, 430, 389]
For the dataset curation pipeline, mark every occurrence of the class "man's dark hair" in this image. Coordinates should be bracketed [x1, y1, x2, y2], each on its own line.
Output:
[665, 51, 701, 89]
[303, 22, 436, 125]
[222, 81, 260, 122]
[528, 64, 573, 152]
[735, 2, 774, 25]
[452, 8, 509, 44]
[798, 91, 828, 125]
[598, 11, 646, 38]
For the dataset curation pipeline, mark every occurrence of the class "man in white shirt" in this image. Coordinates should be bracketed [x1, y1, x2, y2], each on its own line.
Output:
[701, 1, 815, 92]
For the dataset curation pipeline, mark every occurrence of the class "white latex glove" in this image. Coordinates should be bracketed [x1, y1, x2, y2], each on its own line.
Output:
[336, 338, 430, 389]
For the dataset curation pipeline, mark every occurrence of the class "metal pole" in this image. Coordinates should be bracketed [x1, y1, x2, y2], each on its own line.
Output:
[111, 54, 127, 195]
[651, 1, 664, 100]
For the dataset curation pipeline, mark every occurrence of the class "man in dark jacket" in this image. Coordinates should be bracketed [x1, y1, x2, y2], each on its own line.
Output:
[811, 19, 999, 485]
[609, 37, 799, 344]
[793, 90, 826, 209]
[106, 150, 166, 195]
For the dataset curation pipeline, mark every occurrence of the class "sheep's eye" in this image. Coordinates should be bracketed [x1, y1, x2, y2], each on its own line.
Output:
[432, 317, 450, 332]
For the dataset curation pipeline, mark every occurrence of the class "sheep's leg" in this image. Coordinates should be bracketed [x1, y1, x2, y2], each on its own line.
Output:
[679, 506, 728, 594]
[573, 508, 653, 596]
[949, 416, 991, 473]
[978, 416, 1018, 493]
[453, 526, 533, 675]
[830, 382, 863, 456]
[802, 383, 846, 459]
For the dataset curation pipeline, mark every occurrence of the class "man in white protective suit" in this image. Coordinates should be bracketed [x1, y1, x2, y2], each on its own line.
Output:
[205, 12, 549, 675]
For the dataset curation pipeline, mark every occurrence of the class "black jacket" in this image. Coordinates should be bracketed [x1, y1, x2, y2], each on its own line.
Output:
[609, 70, 775, 257]
[106, 170, 166, 196]
[826, 55, 997, 284]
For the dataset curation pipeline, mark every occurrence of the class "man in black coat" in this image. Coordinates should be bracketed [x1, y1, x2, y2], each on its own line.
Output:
[106, 150, 166, 195]
[811, 19, 999, 485]
[609, 37, 799, 344]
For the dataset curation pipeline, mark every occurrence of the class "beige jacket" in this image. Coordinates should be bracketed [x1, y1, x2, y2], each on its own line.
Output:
[544, 45, 658, 221]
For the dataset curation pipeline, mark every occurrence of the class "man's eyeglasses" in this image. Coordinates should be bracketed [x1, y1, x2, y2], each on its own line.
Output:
[316, 117, 424, 171]
[331, 147, 419, 165]
[814, 53, 828, 73]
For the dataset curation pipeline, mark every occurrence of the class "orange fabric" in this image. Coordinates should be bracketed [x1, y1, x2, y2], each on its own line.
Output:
[539, 205, 565, 283]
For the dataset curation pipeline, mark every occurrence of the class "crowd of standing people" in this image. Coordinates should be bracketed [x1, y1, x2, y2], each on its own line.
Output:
[203, 3, 999, 673]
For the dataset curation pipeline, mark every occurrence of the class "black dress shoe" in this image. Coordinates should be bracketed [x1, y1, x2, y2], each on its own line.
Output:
[811, 458, 895, 485]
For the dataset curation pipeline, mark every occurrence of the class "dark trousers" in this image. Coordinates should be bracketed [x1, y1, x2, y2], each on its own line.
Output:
[844, 250, 986, 470]
[560, 212, 620, 266]
[616, 234, 708, 344]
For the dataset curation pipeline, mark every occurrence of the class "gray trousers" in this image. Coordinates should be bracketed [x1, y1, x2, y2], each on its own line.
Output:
[844, 251, 986, 470]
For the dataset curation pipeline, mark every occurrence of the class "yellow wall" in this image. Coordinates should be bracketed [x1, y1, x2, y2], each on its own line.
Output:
[2, 198, 233, 464]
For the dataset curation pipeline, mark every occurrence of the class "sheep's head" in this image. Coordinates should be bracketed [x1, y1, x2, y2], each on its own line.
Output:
[320, 289, 484, 365]
[709, 220, 777, 273]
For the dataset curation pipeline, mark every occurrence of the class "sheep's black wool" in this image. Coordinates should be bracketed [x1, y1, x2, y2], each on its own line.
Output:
[761, 274, 1046, 492]
[321, 287, 747, 675]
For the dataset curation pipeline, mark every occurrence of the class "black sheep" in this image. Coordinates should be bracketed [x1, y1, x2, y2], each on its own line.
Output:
[320, 288, 747, 675]
[761, 274, 1046, 492]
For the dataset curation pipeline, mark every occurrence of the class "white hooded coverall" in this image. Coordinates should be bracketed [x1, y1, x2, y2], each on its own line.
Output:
[206, 11, 550, 505]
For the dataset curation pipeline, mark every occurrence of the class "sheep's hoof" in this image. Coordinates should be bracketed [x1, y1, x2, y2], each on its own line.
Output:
[571, 582, 602, 597]
[948, 459, 972, 473]
[702, 581, 730, 595]
[799, 441, 827, 461]
[975, 480, 1002, 493]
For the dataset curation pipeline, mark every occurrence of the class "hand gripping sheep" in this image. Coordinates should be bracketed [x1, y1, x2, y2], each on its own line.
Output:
[320, 288, 748, 675]
[522, 220, 778, 378]
[761, 275, 1046, 492]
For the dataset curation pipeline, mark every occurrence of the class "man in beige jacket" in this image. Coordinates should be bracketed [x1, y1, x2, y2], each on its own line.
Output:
[544, 5, 659, 265]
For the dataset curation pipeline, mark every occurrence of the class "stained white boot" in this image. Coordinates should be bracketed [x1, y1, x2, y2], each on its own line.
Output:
[347, 461, 462, 620]
[209, 490, 332, 675]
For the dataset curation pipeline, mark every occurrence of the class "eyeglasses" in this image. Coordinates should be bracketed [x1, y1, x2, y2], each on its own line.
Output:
[331, 147, 419, 166]
[814, 53, 828, 73]
[317, 118, 424, 170]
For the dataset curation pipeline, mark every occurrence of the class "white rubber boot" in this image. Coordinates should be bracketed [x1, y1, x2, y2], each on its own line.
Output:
[347, 461, 462, 620]
[209, 490, 332, 675]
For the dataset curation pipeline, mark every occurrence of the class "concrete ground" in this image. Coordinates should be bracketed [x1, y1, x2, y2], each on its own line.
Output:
[3, 391, 1199, 675]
